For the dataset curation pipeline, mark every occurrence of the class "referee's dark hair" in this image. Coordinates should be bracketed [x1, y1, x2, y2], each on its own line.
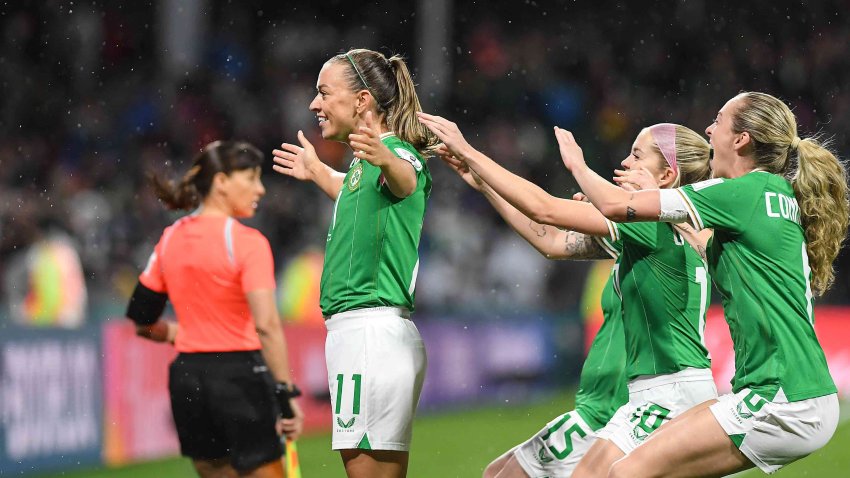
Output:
[150, 141, 263, 211]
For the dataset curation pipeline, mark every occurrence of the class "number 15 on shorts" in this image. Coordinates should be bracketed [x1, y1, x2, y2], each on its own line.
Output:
[335, 373, 362, 415]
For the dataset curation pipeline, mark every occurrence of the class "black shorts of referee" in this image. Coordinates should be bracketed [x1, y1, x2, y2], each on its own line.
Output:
[169, 350, 284, 471]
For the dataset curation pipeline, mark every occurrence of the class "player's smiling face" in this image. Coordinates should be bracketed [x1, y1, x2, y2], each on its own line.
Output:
[621, 128, 672, 187]
[706, 96, 743, 178]
[310, 61, 360, 143]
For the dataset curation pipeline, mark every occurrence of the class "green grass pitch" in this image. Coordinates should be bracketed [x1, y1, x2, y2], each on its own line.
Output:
[36, 394, 849, 477]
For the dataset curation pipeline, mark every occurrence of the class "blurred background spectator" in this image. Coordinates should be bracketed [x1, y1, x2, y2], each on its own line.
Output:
[1, 0, 848, 326]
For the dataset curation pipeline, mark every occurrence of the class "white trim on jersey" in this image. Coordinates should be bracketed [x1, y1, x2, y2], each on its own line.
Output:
[407, 258, 420, 296]
[594, 236, 620, 260]
[224, 217, 236, 265]
[659, 188, 704, 230]
[605, 218, 621, 242]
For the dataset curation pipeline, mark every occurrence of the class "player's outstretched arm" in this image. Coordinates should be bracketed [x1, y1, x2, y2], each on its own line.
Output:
[439, 151, 609, 260]
[273, 130, 345, 200]
[349, 111, 417, 198]
[420, 112, 609, 236]
[555, 126, 662, 222]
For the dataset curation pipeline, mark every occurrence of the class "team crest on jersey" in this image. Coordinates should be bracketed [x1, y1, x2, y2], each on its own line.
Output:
[394, 147, 423, 171]
[348, 162, 364, 191]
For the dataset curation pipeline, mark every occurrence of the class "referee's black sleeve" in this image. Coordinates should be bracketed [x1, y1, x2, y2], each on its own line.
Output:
[126, 282, 168, 325]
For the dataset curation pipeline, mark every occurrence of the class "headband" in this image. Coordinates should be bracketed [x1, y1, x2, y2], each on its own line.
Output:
[649, 123, 678, 174]
[345, 53, 372, 91]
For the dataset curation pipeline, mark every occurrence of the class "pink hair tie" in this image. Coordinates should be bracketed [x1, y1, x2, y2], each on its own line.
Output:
[649, 123, 678, 174]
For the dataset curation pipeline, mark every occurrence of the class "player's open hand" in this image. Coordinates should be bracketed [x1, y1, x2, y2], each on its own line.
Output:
[554, 127, 587, 174]
[273, 131, 320, 182]
[436, 144, 484, 191]
[349, 111, 395, 167]
[417, 112, 474, 160]
[614, 167, 659, 191]
[277, 398, 304, 440]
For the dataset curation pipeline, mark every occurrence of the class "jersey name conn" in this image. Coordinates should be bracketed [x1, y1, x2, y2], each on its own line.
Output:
[764, 192, 801, 225]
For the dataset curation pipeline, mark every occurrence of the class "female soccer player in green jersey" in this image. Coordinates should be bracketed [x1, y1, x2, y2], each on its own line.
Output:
[272, 49, 437, 478]
[441, 155, 629, 478]
[419, 114, 716, 478]
[557, 91, 849, 477]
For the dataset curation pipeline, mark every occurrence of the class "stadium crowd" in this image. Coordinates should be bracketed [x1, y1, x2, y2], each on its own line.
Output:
[2, 0, 848, 323]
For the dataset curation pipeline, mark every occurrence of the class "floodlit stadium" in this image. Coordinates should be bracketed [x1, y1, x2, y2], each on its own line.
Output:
[1, 1, 849, 477]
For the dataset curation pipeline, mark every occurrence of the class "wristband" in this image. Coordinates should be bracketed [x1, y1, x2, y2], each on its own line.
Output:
[274, 382, 302, 418]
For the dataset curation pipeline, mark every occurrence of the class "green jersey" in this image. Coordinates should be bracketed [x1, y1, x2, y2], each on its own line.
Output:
[575, 237, 628, 430]
[608, 220, 711, 381]
[319, 134, 431, 317]
[677, 171, 835, 401]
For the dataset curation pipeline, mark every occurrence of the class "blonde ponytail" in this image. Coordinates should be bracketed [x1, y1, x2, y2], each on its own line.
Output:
[332, 49, 437, 156]
[793, 138, 849, 294]
[387, 55, 438, 154]
[732, 91, 850, 295]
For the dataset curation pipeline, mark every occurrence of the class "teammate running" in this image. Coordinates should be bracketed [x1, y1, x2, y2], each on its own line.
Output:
[272, 49, 437, 478]
[557, 91, 848, 476]
[126, 141, 303, 478]
[419, 114, 717, 478]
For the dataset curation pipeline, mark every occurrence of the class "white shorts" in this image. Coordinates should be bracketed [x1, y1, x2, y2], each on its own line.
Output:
[513, 410, 599, 477]
[600, 368, 717, 454]
[709, 389, 839, 474]
[325, 307, 427, 451]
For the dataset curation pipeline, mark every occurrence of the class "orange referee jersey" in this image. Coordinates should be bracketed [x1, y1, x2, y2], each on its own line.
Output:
[140, 214, 276, 353]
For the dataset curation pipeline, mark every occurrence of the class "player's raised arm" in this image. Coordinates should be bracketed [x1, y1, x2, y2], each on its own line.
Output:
[272, 130, 345, 200]
[420, 112, 610, 236]
[349, 111, 417, 198]
[438, 149, 611, 260]
[555, 126, 664, 223]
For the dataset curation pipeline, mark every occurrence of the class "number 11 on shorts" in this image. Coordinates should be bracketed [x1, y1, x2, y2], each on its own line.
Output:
[335, 373, 362, 414]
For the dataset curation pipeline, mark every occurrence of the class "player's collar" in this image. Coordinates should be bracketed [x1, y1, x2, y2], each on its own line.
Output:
[379, 131, 396, 139]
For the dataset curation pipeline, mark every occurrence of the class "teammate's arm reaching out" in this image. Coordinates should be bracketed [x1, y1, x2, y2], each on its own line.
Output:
[440, 148, 611, 260]
[418, 112, 611, 237]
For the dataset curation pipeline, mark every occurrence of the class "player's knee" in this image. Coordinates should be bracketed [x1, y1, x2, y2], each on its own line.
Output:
[608, 456, 655, 478]
[607, 460, 630, 478]
[482, 460, 502, 478]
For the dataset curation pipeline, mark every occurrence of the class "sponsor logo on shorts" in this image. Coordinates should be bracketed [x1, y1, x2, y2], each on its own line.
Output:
[252, 365, 268, 373]
[735, 401, 754, 420]
[337, 416, 356, 429]
[733, 390, 767, 423]
[537, 445, 554, 464]
[629, 403, 671, 443]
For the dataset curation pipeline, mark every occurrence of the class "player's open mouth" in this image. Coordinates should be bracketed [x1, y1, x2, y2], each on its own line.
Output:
[318, 116, 327, 124]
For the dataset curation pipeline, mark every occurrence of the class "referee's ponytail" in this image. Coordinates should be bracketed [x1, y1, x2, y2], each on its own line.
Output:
[150, 141, 263, 211]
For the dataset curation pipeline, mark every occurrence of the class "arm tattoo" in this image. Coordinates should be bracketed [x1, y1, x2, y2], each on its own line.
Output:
[564, 231, 610, 260]
[529, 219, 547, 237]
[697, 245, 707, 261]
[626, 206, 637, 221]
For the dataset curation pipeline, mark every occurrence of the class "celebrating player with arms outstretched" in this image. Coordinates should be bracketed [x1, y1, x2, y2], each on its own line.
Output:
[441, 154, 629, 478]
[558, 91, 848, 477]
[273, 49, 437, 478]
[420, 113, 717, 478]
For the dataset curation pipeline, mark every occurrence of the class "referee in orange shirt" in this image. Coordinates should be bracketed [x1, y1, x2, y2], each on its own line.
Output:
[126, 141, 303, 478]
